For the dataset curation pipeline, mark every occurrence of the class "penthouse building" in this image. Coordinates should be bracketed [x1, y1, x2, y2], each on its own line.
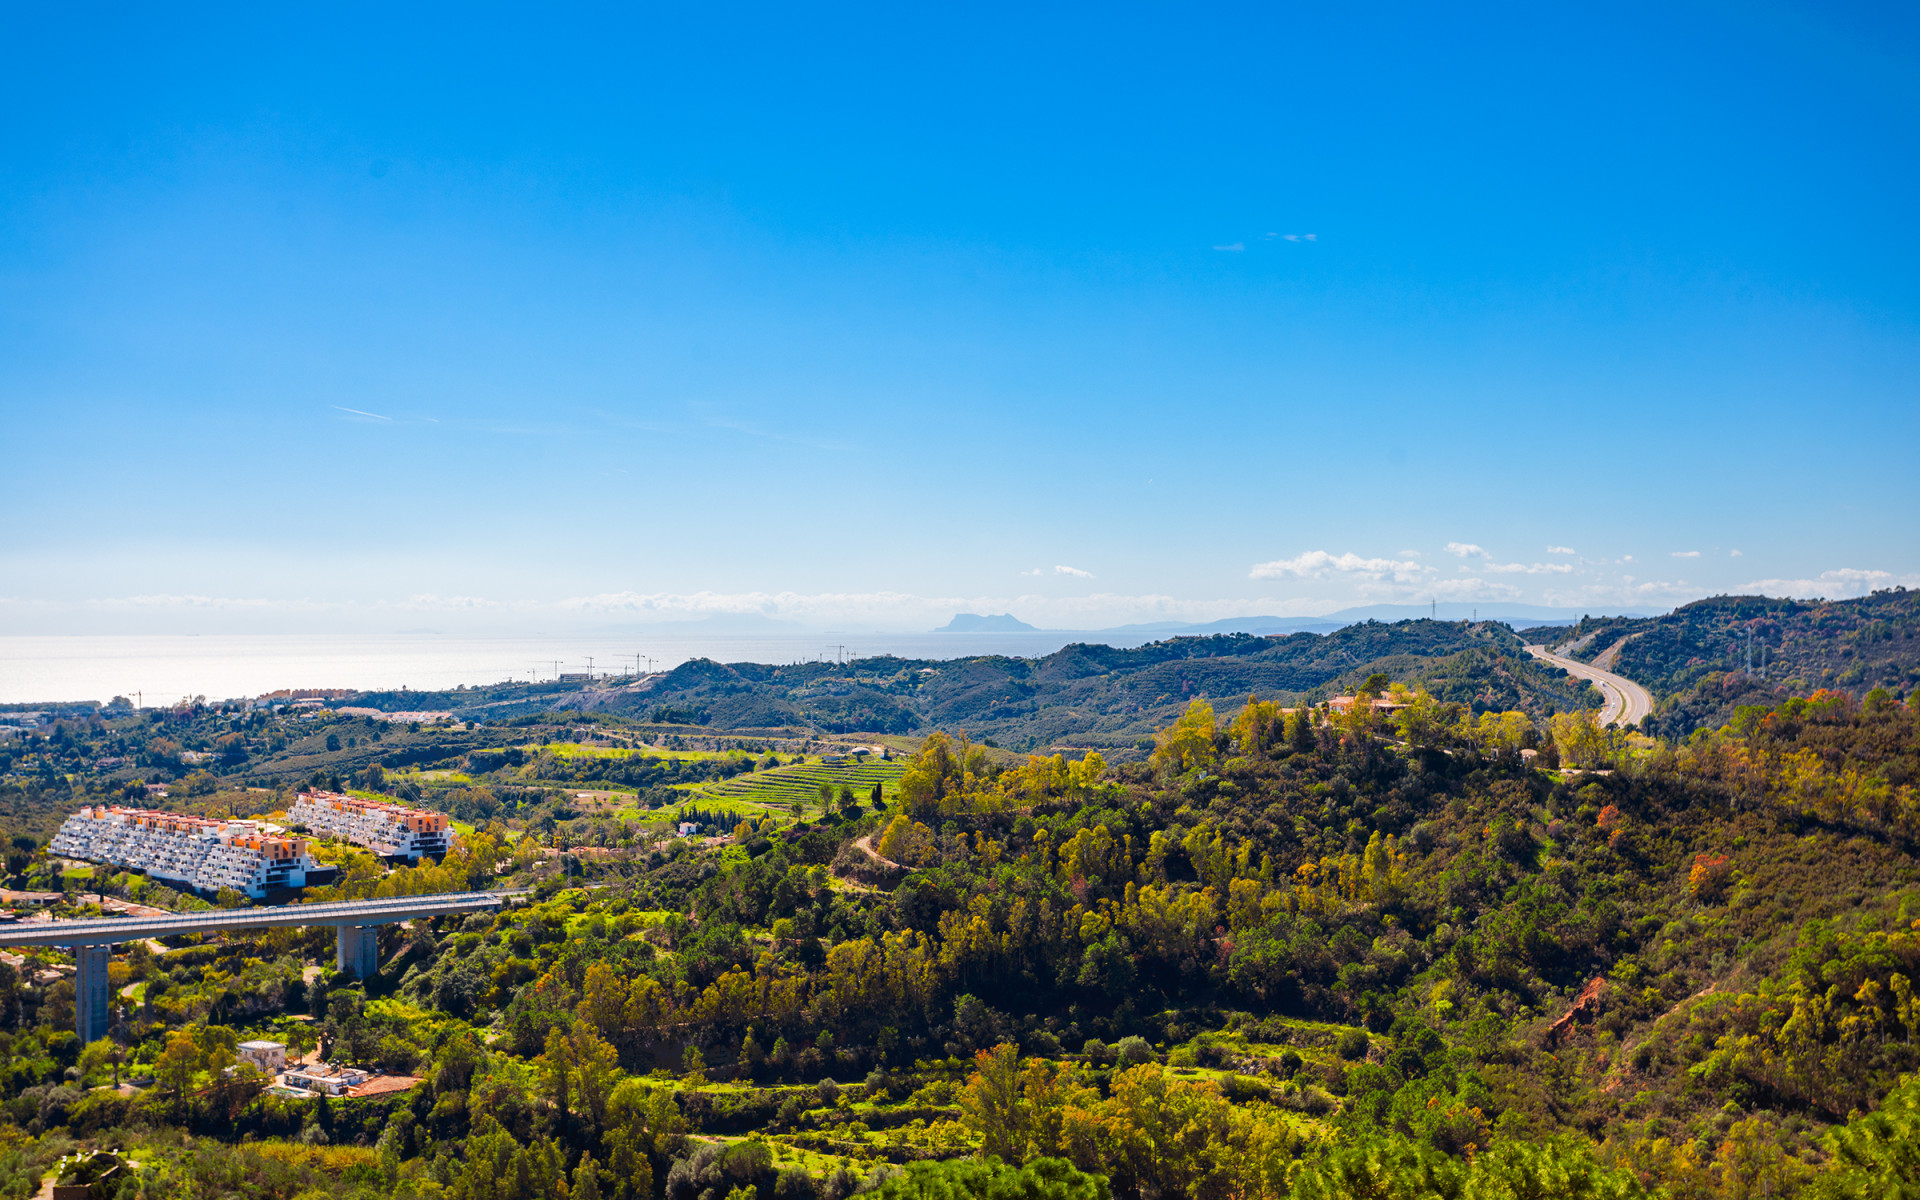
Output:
[48, 807, 323, 899]
[286, 790, 450, 861]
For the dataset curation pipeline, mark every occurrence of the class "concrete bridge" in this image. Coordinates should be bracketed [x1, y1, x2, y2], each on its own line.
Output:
[0, 890, 525, 1042]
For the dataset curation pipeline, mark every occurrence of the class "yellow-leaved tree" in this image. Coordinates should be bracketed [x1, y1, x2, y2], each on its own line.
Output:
[876, 812, 936, 866]
[1228, 696, 1285, 758]
[897, 731, 989, 816]
[1552, 710, 1611, 768]
[1152, 699, 1217, 775]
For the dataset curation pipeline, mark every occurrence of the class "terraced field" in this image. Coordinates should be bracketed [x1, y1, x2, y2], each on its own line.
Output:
[698, 758, 907, 811]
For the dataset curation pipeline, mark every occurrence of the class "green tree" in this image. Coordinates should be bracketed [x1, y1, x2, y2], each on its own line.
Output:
[572, 1152, 605, 1200]
[1810, 1072, 1920, 1199]
[568, 1020, 620, 1132]
[1289, 705, 1316, 755]
[1468, 1137, 1648, 1200]
[156, 1030, 200, 1111]
[959, 1043, 1029, 1163]
[541, 1025, 572, 1127]
[870, 1157, 1110, 1200]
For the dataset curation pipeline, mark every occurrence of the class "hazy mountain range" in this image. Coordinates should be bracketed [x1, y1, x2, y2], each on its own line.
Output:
[934, 602, 1665, 636]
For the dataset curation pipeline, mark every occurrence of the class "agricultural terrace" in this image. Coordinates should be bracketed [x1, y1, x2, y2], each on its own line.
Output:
[652, 760, 908, 835]
[697, 759, 906, 811]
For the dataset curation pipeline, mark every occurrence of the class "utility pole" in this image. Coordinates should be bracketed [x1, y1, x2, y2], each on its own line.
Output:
[585, 656, 595, 679]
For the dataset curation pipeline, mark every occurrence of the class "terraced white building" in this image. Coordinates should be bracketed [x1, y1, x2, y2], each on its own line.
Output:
[286, 790, 450, 861]
[49, 807, 323, 899]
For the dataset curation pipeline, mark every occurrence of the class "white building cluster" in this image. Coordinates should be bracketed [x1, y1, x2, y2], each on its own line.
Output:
[286, 790, 450, 861]
[49, 807, 324, 899]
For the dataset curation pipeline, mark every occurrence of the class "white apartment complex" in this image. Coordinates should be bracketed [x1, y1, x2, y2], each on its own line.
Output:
[286, 790, 450, 861]
[49, 807, 323, 899]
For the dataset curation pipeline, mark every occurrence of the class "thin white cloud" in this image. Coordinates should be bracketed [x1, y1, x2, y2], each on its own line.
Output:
[1542, 577, 1699, 606]
[332, 406, 392, 422]
[1212, 242, 1245, 252]
[1249, 551, 1429, 583]
[1671, 550, 1701, 558]
[1546, 545, 1575, 556]
[1479, 562, 1576, 575]
[399, 594, 508, 611]
[1429, 578, 1523, 601]
[1730, 549, 1743, 557]
[554, 588, 1348, 628]
[1281, 234, 1318, 242]
[1445, 542, 1489, 558]
[100, 594, 284, 610]
[1019, 568, 1043, 577]
[1054, 565, 1094, 579]
[1740, 568, 1916, 600]
[702, 416, 847, 453]
[42, 592, 533, 615]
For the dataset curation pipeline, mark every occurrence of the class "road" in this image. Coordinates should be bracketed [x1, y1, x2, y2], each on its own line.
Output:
[1525, 638, 1654, 729]
[0, 890, 527, 948]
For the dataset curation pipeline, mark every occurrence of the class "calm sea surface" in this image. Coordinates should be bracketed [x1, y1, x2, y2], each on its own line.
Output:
[0, 632, 1159, 705]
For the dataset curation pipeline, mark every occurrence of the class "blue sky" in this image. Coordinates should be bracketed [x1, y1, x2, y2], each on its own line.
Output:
[2, 2, 1917, 634]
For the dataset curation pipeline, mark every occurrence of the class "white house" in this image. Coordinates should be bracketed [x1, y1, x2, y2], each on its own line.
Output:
[237, 1040, 286, 1073]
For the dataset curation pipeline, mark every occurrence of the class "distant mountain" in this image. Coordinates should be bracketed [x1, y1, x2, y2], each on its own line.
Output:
[936, 613, 1039, 633]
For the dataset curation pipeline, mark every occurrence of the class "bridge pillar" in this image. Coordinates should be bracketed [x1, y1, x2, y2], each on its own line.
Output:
[75, 944, 111, 1043]
[336, 925, 379, 978]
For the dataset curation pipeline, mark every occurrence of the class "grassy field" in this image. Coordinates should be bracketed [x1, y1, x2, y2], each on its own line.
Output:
[656, 796, 781, 822]
[537, 743, 753, 764]
[621, 759, 908, 830]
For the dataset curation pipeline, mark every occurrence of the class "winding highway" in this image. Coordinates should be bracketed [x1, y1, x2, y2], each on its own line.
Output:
[1525, 638, 1654, 729]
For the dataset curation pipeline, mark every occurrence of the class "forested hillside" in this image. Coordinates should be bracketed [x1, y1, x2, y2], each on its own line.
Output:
[551, 620, 1600, 751]
[2, 677, 1918, 1197]
[274, 622, 1602, 749]
[1527, 589, 1920, 738]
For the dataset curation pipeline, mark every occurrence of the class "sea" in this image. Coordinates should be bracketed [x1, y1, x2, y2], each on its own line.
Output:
[0, 631, 1164, 706]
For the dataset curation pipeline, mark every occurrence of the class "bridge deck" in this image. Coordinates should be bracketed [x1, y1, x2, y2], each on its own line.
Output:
[0, 890, 526, 947]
